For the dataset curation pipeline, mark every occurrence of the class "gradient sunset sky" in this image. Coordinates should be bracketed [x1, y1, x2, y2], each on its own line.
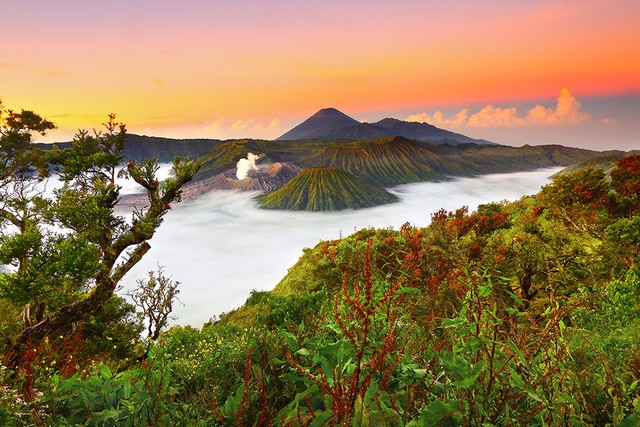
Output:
[1, 0, 639, 150]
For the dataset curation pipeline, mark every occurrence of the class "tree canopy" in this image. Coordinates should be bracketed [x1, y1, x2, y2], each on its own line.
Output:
[0, 101, 201, 368]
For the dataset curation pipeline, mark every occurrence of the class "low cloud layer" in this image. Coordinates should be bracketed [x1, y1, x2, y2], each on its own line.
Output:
[407, 88, 590, 127]
[121, 168, 560, 327]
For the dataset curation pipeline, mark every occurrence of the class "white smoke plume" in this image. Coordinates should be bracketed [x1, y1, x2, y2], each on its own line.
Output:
[236, 152, 261, 180]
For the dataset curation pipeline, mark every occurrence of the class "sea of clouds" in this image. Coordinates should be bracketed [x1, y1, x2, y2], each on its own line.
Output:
[119, 167, 562, 326]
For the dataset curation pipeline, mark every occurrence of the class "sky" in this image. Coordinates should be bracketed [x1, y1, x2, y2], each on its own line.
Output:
[1, 0, 639, 150]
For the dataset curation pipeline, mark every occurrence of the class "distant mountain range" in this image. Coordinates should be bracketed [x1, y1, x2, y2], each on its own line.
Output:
[188, 136, 625, 210]
[277, 107, 494, 145]
[34, 134, 221, 163]
[38, 108, 631, 211]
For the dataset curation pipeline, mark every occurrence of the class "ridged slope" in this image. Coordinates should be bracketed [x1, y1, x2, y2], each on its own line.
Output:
[300, 137, 449, 186]
[256, 167, 398, 211]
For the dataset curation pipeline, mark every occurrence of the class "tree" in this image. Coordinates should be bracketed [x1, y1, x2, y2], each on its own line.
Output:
[129, 266, 181, 341]
[0, 101, 201, 368]
[611, 154, 640, 217]
[0, 100, 57, 329]
[537, 167, 610, 237]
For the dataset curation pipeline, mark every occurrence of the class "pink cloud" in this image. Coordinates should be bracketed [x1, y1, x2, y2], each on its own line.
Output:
[206, 117, 282, 139]
[407, 88, 590, 128]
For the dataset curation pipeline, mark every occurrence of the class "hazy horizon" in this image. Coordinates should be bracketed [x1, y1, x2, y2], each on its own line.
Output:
[120, 167, 562, 327]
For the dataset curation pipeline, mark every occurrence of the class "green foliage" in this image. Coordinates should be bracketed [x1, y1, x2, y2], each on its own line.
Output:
[159, 325, 251, 398]
[244, 289, 327, 329]
[42, 345, 181, 426]
[278, 240, 409, 425]
[573, 269, 640, 365]
[80, 295, 143, 363]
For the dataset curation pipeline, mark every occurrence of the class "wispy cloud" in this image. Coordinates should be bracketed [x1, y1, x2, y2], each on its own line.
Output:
[407, 88, 590, 127]
[214, 118, 281, 132]
[0, 62, 25, 68]
[203, 117, 282, 139]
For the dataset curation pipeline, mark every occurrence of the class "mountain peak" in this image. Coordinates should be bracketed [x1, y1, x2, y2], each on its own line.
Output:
[276, 108, 359, 141]
[311, 107, 353, 118]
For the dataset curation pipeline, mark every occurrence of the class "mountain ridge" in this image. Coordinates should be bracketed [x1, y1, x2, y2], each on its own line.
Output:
[277, 108, 496, 145]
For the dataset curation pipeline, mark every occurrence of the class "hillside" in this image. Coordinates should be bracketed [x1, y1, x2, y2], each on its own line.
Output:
[255, 167, 398, 211]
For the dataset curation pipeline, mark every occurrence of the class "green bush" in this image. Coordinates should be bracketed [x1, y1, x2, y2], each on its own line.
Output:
[42, 345, 181, 426]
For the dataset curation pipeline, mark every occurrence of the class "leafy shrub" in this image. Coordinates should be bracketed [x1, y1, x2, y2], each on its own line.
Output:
[42, 344, 181, 426]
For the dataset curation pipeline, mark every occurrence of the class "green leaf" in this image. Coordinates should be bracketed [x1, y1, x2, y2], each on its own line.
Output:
[99, 364, 112, 380]
[312, 354, 335, 385]
[364, 379, 380, 407]
[557, 392, 579, 407]
[121, 372, 132, 399]
[457, 361, 488, 389]
[508, 367, 526, 390]
[282, 330, 298, 352]
[506, 290, 524, 307]
[420, 400, 459, 425]
[295, 348, 310, 356]
[270, 357, 287, 365]
[478, 285, 492, 297]
[525, 388, 543, 403]
[280, 371, 308, 384]
[398, 286, 422, 295]
[618, 412, 640, 427]
[309, 411, 332, 427]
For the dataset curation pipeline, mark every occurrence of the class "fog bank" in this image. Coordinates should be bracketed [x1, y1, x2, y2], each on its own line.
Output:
[122, 168, 561, 326]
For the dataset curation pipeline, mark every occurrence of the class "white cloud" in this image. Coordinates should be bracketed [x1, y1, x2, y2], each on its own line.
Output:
[407, 88, 590, 128]
[469, 106, 523, 127]
[406, 109, 469, 127]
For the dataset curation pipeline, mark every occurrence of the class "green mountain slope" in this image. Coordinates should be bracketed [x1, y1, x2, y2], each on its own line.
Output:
[255, 167, 398, 211]
[298, 137, 449, 186]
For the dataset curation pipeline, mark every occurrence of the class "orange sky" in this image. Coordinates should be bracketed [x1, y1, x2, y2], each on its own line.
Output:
[1, 0, 639, 149]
